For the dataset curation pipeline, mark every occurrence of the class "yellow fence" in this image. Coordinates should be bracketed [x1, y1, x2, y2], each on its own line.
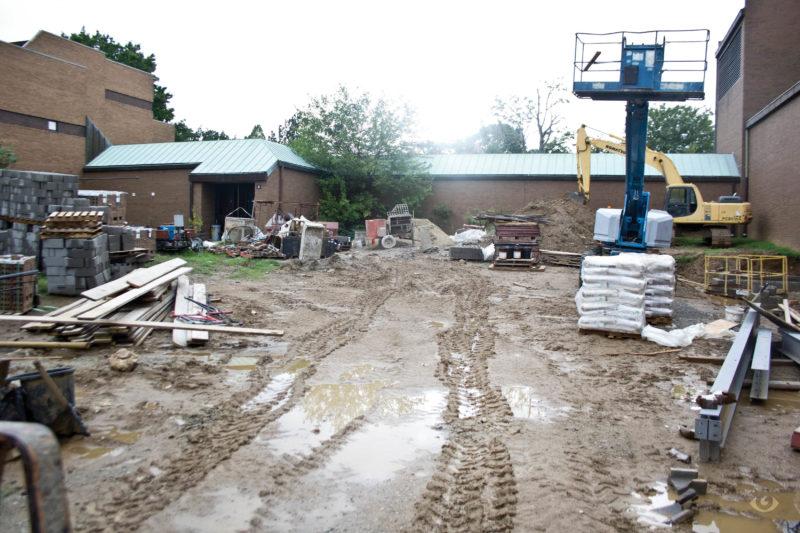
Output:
[704, 254, 788, 295]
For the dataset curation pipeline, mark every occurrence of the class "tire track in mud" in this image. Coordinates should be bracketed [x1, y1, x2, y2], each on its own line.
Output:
[77, 266, 397, 532]
[412, 275, 518, 532]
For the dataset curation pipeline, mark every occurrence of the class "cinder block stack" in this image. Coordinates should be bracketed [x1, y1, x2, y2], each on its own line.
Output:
[78, 190, 127, 225]
[0, 254, 37, 314]
[42, 234, 111, 295]
[0, 169, 80, 258]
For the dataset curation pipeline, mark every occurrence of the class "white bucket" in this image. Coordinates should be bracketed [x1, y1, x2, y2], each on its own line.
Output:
[513, 250, 522, 259]
[725, 305, 745, 323]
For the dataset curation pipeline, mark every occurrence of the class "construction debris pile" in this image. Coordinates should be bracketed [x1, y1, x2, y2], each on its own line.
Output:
[22, 259, 190, 348]
[519, 196, 596, 253]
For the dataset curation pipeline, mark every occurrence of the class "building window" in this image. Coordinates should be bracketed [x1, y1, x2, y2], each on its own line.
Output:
[717, 25, 742, 100]
[47, 120, 57, 131]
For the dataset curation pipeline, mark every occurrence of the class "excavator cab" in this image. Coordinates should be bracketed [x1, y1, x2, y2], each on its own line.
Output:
[664, 185, 699, 218]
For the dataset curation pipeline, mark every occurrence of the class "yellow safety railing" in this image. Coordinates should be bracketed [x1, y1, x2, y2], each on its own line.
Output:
[704, 254, 788, 295]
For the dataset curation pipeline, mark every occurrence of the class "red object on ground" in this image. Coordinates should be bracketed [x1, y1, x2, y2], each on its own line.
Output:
[365, 219, 386, 241]
[319, 221, 339, 237]
[792, 426, 800, 450]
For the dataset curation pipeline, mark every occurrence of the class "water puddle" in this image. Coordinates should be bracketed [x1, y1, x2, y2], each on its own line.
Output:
[630, 482, 681, 528]
[322, 390, 447, 483]
[339, 364, 376, 381]
[501, 386, 571, 422]
[167, 486, 261, 532]
[65, 444, 117, 460]
[225, 356, 259, 371]
[107, 429, 140, 445]
[263, 381, 387, 457]
[240, 359, 309, 412]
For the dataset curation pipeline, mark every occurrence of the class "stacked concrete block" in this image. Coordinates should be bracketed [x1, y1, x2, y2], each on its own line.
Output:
[42, 234, 111, 295]
[103, 225, 136, 252]
[0, 169, 80, 259]
[78, 190, 128, 225]
[0, 169, 79, 221]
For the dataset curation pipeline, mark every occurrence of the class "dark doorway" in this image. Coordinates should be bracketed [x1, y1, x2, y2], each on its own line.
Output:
[212, 183, 255, 226]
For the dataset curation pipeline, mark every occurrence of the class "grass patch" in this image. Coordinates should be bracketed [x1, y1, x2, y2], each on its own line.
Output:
[675, 254, 699, 265]
[707, 238, 800, 259]
[153, 251, 281, 279]
[673, 236, 705, 247]
[37, 274, 47, 295]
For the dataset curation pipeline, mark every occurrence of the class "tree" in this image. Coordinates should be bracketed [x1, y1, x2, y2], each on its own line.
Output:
[0, 145, 17, 168]
[288, 86, 431, 229]
[455, 123, 526, 154]
[246, 124, 266, 139]
[647, 104, 714, 153]
[173, 121, 230, 142]
[65, 29, 175, 122]
[268, 111, 306, 144]
[493, 81, 572, 153]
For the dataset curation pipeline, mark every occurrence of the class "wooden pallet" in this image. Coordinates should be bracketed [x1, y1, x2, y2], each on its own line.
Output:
[579, 328, 641, 340]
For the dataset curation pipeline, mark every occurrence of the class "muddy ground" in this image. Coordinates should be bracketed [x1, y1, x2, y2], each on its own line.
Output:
[1, 248, 799, 532]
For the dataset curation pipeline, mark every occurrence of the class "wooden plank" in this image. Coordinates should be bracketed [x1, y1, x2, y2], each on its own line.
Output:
[81, 271, 137, 301]
[0, 341, 91, 350]
[21, 298, 109, 330]
[78, 267, 192, 320]
[188, 283, 209, 345]
[126, 258, 187, 288]
[21, 298, 88, 330]
[783, 299, 792, 324]
[173, 275, 190, 347]
[0, 315, 283, 336]
[778, 303, 800, 325]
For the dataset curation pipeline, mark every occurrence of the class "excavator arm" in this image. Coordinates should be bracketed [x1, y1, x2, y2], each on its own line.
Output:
[576, 125, 686, 188]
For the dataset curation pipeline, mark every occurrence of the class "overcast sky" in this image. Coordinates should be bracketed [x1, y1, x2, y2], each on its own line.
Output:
[0, 0, 744, 145]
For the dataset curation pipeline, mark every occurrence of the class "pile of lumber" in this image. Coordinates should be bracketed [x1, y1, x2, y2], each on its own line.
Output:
[21, 258, 190, 348]
[40, 211, 104, 239]
[173, 275, 209, 347]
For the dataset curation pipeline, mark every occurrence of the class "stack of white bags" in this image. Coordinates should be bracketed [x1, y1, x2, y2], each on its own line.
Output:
[642, 254, 676, 319]
[575, 253, 676, 335]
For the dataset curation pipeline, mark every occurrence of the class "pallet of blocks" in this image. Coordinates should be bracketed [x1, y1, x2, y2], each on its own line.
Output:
[0, 255, 37, 314]
[20, 258, 192, 348]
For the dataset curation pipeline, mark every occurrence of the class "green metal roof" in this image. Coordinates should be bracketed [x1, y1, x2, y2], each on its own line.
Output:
[85, 139, 317, 175]
[422, 153, 740, 179]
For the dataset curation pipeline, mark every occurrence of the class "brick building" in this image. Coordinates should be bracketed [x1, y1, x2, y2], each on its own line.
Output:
[419, 153, 741, 233]
[715, 1, 800, 248]
[0, 30, 173, 175]
[83, 139, 320, 235]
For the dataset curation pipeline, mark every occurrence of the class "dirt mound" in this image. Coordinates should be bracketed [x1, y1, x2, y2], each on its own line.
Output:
[413, 218, 454, 249]
[518, 196, 596, 253]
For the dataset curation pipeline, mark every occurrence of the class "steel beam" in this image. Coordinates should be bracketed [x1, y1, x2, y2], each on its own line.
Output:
[750, 328, 772, 401]
[779, 329, 800, 367]
[695, 308, 759, 462]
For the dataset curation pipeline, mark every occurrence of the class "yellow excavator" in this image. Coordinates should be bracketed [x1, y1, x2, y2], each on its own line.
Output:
[576, 125, 752, 246]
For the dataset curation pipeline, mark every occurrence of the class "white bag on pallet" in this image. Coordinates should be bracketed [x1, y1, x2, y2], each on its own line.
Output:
[576, 255, 648, 334]
[635, 253, 676, 318]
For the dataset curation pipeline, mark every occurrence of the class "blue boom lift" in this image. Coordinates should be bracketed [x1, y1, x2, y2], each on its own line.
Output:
[572, 30, 710, 251]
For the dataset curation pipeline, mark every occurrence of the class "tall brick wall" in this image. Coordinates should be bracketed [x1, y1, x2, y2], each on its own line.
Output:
[747, 95, 800, 249]
[80, 169, 192, 229]
[255, 166, 321, 226]
[742, 0, 800, 122]
[0, 31, 173, 176]
[421, 178, 738, 234]
[716, 79, 744, 174]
